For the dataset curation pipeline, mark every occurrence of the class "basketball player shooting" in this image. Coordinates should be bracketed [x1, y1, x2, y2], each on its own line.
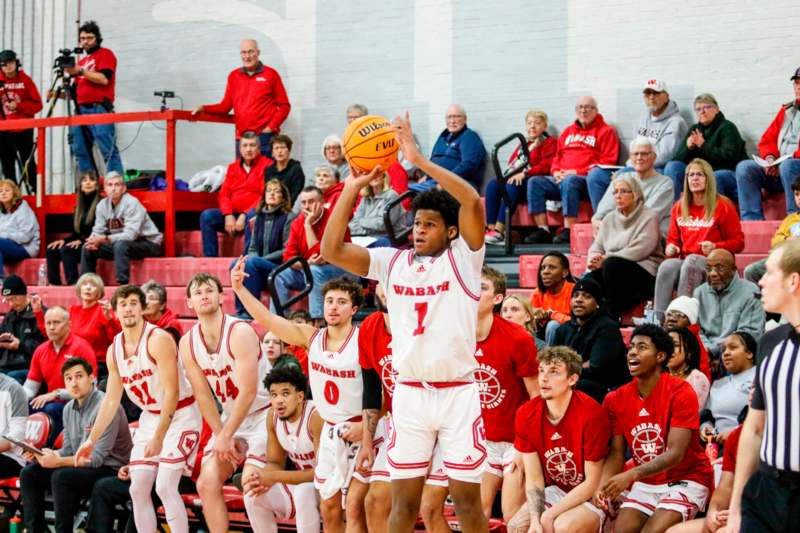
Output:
[321, 112, 489, 533]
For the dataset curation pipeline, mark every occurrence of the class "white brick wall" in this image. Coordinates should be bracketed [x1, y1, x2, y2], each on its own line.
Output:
[3, 0, 800, 192]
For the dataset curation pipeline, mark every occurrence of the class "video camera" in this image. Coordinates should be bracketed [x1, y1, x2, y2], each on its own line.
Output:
[53, 47, 83, 70]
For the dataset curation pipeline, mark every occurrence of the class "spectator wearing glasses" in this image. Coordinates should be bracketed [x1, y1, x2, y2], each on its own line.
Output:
[663, 94, 746, 201]
[321, 135, 349, 181]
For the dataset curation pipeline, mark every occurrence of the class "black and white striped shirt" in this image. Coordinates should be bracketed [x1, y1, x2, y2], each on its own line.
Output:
[753, 323, 800, 471]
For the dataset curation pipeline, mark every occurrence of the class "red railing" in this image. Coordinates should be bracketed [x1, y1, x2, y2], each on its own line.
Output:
[0, 110, 234, 256]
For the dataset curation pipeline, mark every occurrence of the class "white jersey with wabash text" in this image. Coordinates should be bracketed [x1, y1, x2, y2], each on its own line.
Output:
[274, 400, 318, 471]
[308, 326, 362, 423]
[367, 237, 485, 381]
[113, 322, 193, 410]
[188, 315, 270, 417]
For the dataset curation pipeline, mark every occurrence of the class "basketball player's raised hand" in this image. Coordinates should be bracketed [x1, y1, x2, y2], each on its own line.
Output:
[392, 112, 422, 164]
[230, 256, 248, 292]
[347, 164, 384, 192]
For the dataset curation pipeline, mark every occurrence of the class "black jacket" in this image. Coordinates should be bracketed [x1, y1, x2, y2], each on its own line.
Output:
[265, 159, 305, 206]
[0, 303, 46, 370]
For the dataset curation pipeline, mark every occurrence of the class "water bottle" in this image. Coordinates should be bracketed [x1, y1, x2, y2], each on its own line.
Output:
[643, 301, 654, 324]
[37, 263, 47, 286]
[9, 515, 21, 533]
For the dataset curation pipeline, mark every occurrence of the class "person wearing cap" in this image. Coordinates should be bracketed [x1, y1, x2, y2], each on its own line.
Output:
[693, 249, 764, 358]
[552, 278, 629, 402]
[587, 80, 686, 205]
[735, 68, 800, 220]
[0, 49, 42, 192]
[0, 275, 46, 384]
[663, 93, 746, 201]
[664, 295, 710, 379]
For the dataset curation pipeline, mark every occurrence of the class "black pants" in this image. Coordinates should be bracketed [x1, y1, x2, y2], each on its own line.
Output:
[0, 129, 36, 192]
[585, 256, 656, 319]
[741, 464, 800, 532]
[80, 238, 162, 284]
[0, 454, 22, 478]
[45, 244, 83, 285]
[20, 462, 116, 533]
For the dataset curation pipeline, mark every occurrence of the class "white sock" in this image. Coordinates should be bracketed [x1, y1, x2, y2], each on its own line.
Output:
[129, 469, 158, 533]
[155, 467, 189, 533]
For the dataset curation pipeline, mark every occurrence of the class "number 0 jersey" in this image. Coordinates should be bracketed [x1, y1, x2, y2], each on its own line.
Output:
[308, 326, 362, 424]
[113, 322, 194, 411]
[367, 237, 485, 382]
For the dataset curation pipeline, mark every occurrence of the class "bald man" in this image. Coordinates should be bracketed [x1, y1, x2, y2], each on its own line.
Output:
[195, 38, 291, 158]
[693, 249, 765, 355]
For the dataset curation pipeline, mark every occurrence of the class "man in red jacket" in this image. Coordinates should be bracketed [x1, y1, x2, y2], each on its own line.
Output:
[195, 38, 291, 159]
[199, 132, 273, 256]
[736, 67, 800, 220]
[526, 96, 619, 244]
[0, 49, 42, 192]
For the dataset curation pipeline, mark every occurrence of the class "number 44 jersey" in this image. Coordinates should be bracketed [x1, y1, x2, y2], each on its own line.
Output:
[308, 326, 363, 424]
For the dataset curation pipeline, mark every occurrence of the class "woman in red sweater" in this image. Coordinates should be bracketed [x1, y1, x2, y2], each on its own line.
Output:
[69, 272, 120, 378]
[528, 251, 576, 345]
[654, 158, 744, 318]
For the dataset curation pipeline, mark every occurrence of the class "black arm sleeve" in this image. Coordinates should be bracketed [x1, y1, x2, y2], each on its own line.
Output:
[362, 368, 383, 410]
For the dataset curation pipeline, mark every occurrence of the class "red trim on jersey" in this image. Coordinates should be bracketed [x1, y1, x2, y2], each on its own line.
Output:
[121, 322, 149, 363]
[398, 380, 473, 389]
[447, 248, 480, 301]
[198, 314, 227, 355]
[308, 328, 321, 348]
[226, 318, 255, 360]
[386, 249, 405, 280]
[147, 396, 196, 414]
[281, 400, 309, 440]
[143, 325, 159, 366]
[307, 405, 317, 441]
[321, 325, 356, 354]
[188, 327, 198, 363]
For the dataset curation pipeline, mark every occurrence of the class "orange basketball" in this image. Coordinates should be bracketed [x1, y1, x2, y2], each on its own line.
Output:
[342, 115, 399, 173]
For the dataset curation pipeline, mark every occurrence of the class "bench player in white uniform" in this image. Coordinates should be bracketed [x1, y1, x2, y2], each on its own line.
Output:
[179, 272, 271, 533]
[76, 285, 201, 533]
[232, 265, 376, 533]
[243, 366, 324, 533]
[321, 112, 488, 533]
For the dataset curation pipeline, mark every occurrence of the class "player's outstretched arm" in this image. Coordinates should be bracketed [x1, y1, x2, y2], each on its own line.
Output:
[220, 323, 261, 439]
[319, 166, 383, 277]
[179, 334, 224, 434]
[230, 256, 315, 347]
[76, 345, 124, 466]
[148, 330, 180, 454]
[393, 112, 485, 251]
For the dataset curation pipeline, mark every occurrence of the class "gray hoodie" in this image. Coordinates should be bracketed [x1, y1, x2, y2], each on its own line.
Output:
[91, 193, 163, 245]
[631, 99, 689, 167]
[0, 200, 40, 257]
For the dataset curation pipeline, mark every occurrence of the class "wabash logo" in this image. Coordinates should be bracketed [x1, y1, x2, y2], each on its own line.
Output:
[392, 281, 450, 297]
[630, 422, 665, 464]
[545, 446, 581, 487]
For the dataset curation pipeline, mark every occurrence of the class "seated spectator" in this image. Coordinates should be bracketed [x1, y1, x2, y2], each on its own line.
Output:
[410, 104, 486, 192]
[0, 178, 39, 276]
[666, 327, 710, 408]
[265, 133, 305, 209]
[586, 174, 664, 319]
[654, 158, 744, 319]
[315, 163, 345, 210]
[701, 332, 756, 443]
[694, 249, 764, 356]
[322, 134, 349, 179]
[141, 280, 183, 343]
[261, 330, 302, 373]
[20, 357, 132, 533]
[80, 172, 162, 284]
[587, 80, 687, 206]
[591, 137, 674, 236]
[552, 279, 629, 402]
[348, 170, 403, 248]
[69, 273, 120, 376]
[24, 306, 96, 444]
[272, 186, 353, 320]
[501, 294, 547, 352]
[199, 132, 271, 257]
[663, 94, 746, 201]
[735, 70, 800, 220]
[0, 275, 46, 383]
[664, 296, 710, 379]
[484, 110, 557, 244]
[46, 171, 100, 285]
[346, 103, 369, 124]
[744, 177, 800, 284]
[232, 179, 296, 319]
[529, 251, 575, 345]
[526, 96, 620, 244]
[0, 371, 28, 478]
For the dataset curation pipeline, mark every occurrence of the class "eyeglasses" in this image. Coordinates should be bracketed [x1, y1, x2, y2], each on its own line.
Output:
[576, 105, 597, 111]
[694, 104, 716, 113]
[325, 146, 341, 151]
[446, 114, 465, 120]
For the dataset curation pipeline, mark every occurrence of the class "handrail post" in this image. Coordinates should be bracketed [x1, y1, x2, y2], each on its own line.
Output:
[165, 114, 177, 257]
[36, 126, 47, 256]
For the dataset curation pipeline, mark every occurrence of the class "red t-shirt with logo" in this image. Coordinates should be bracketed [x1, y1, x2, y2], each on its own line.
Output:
[28, 333, 97, 394]
[76, 47, 116, 105]
[603, 373, 713, 488]
[358, 311, 395, 412]
[722, 424, 742, 473]
[475, 315, 538, 443]
[515, 390, 609, 493]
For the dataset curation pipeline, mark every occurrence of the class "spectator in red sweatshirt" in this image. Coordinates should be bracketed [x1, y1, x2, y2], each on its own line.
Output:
[526, 96, 619, 244]
[653, 158, 744, 319]
[141, 279, 183, 344]
[0, 49, 42, 193]
[199, 132, 273, 257]
[195, 38, 290, 158]
[68, 273, 120, 378]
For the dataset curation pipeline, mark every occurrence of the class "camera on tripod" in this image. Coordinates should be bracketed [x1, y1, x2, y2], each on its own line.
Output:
[53, 47, 83, 70]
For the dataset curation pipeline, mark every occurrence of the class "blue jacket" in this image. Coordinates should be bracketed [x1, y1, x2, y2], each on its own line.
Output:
[430, 126, 486, 189]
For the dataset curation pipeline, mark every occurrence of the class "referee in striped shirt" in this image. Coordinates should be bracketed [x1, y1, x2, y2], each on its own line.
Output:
[727, 239, 800, 532]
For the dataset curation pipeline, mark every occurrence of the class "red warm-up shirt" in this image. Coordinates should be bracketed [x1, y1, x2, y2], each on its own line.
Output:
[323, 182, 345, 210]
[146, 308, 183, 343]
[721, 424, 742, 473]
[28, 333, 97, 393]
[551, 114, 619, 176]
[0, 69, 43, 125]
[204, 64, 291, 138]
[603, 373, 713, 489]
[75, 47, 116, 105]
[666, 197, 744, 257]
[358, 311, 395, 412]
[219, 155, 273, 215]
[758, 103, 800, 159]
[508, 136, 558, 177]
[283, 207, 350, 262]
[475, 315, 538, 443]
[69, 303, 121, 362]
